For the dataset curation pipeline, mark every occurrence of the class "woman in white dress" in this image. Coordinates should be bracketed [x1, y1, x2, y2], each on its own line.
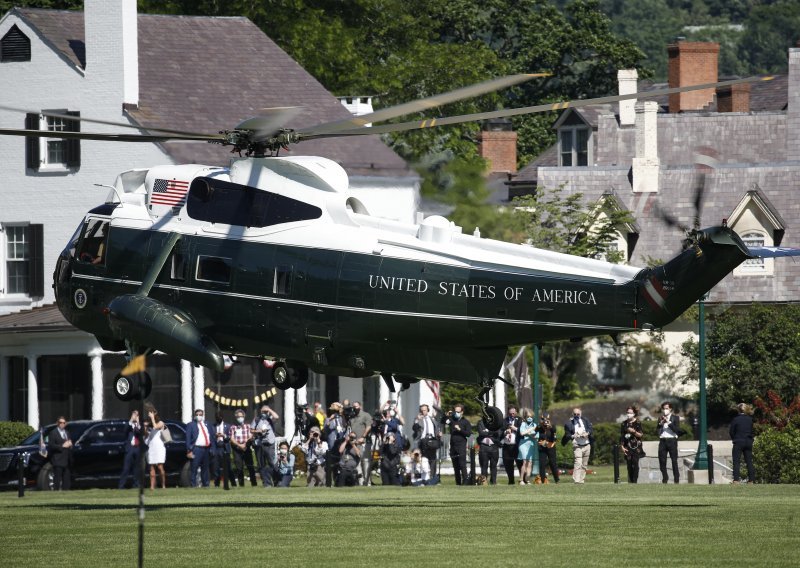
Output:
[145, 408, 167, 489]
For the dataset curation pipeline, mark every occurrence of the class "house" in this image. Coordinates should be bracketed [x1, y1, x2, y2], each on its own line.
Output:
[0, 1, 431, 429]
[507, 41, 800, 391]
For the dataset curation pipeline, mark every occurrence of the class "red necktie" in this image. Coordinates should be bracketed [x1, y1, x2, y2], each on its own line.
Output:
[199, 422, 209, 446]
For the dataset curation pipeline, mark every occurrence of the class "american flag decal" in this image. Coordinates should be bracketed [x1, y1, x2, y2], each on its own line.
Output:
[151, 179, 189, 207]
[642, 276, 668, 311]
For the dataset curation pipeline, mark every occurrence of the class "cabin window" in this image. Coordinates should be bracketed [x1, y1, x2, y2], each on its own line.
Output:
[25, 111, 80, 171]
[196, 256, 232, 284]
[2, 223, 44, 297]
[186, 177, 322, 228]
[170, 253, 187, 281]
[273, 265, 292, 295]
[76, 219, 109, 266]
[1, 25, 30, 62]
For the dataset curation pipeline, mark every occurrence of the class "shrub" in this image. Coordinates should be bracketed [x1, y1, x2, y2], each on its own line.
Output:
[0, 421, 35, 448]
[753, 425, 800, 484]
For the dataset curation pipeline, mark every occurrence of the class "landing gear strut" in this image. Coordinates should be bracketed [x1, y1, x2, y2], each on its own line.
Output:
[475, 377, 504, 430]
[114, 342, 152, 401]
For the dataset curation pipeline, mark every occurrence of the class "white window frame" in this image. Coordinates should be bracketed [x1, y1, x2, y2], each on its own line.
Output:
[38, 112, 69, 171]
[1, 223, 29, 298]
[558, 126, 591, 167]
[738, 231, 767, 274]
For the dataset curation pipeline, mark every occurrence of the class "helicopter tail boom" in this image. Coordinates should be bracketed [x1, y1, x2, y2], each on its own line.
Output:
[637, 226, 751, 328]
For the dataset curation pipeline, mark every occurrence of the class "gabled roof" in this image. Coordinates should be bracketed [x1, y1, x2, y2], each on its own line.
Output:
[13, 8, 411, 178]
[0, 304, 72, 333]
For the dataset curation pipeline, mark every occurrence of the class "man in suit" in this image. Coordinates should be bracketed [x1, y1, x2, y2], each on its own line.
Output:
[412, 404, 441, 477]
[48, 416, 73, 490]
[657, 401, 682, 484]
[501, 406, 522, 485]
[186, 408, 214, 487]
[563, 407, 593, 484]
[443, 403, 472, 485]
[118, 410, 142, 489]
[211, 411, 234, 487]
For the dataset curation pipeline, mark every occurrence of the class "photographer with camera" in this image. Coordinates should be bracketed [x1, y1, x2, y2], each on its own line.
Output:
[379, 431, 402, 486]
[412, 404, 441, 477]
[337, 432, 362, 487]
[476, 415, 502, 485]
[273, 441, 295, 487]
[251, 404, 280, 487]
[323, 402, 346, 486]
[408, 449, 430, 486]
[657, 401, 682, 484]
[442, 404, 472, 486]
[229, 409, 257, 487]
[536, 413, 559, 484]
[344, 401, 372, 485]
[302, 426, 328, 487]
[620, 406, 644, 483]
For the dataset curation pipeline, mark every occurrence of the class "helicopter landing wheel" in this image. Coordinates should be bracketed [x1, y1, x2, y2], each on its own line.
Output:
[483, 406, 504, 430]
[114, 372, 152, 401]
[286, 364, 309, 389]
[271, 362, 291, 390]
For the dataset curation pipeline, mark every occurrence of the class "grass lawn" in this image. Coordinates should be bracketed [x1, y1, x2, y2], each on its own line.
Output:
[1, 468, 797, 567]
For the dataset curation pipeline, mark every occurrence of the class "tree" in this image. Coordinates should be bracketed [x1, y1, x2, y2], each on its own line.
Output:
[681, 304, 800, 418]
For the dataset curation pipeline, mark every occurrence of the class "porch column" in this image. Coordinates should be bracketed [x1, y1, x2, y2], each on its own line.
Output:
[180, 360, 192, 423]
[26, 353, 39, 430]
[493, 379, 506, 414]
[296, 385, 308, 406]
[192, 365, 205, 414]
[283, 388, 295, 440]
[90, 349, 104, 420]
[0, 356, 9, 421]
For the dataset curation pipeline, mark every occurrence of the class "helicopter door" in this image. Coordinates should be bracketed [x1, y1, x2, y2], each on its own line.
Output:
[298, 249, 343, 366]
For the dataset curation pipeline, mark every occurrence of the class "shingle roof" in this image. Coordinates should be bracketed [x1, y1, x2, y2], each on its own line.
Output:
[0, 304, 73, 333]
[15, 8, 411, 178]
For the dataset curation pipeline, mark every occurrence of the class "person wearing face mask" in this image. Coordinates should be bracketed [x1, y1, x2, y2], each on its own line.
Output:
[252, 404, 280, 487]
[272, 441, 295, 487]
[657, 402, 682, 484]
[536, 413, 559, 484]
[211, 411, 235, 487]
[229, 409, 257, 487]
[517, 409, 538, 485]
[620, 406, 644, 483]
[476, 414, 503, 485]
[348, 401, 373, 485]
[185, 408, 214, 487]
[562, 407, 593, 484]
[444, 404, 472, 485]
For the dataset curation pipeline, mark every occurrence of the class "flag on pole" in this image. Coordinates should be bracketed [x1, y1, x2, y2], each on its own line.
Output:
[425, 380, 440, 407]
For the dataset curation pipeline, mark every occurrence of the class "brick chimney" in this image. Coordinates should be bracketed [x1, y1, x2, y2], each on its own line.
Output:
[667, 41, 718, 113]
[716, 82, 750, 112]
[478, 119, 517, 174]
[84, 0, 139, 107]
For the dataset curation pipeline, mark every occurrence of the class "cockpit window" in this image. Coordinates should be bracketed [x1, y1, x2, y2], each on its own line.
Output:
[186, 177, 322, 228]
[76, 219, 110, 266]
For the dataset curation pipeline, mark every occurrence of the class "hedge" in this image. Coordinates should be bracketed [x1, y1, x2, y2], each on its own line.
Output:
[0, 421, 35, 448]
[753, 425, 800, 484]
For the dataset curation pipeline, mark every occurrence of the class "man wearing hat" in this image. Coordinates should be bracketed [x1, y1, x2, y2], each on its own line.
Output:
[323, 402, 346, 486]
[302, 426, 328, 487]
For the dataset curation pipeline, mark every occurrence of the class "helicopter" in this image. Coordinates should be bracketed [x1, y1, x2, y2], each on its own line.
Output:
[1, 72, 795, 430]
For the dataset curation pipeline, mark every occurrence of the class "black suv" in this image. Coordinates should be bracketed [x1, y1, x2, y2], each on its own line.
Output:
[0, 419, 190, 490]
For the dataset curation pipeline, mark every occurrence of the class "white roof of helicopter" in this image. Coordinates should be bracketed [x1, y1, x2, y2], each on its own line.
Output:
[106, 156, 641, 285]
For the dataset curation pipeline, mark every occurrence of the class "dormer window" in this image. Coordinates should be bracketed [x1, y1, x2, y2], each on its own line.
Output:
[729, 185, 784, 277]
[555, 111, 592, 167]
[1, 25, 31, 62]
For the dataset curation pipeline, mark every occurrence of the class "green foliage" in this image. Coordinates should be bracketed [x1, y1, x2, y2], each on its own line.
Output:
[753, 425, 800, 484]
[0, 421, 35, 448]
[681, 304, 800, 418]
[439, 382, 482, 417]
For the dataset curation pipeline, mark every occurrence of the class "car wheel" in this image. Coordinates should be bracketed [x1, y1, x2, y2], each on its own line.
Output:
[37, 463, 54, 491]
[271, 363, 290, 390]
[179, 461, 192, 488]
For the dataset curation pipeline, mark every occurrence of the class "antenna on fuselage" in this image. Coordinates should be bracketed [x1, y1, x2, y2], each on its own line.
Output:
[94, 183, 124, 205]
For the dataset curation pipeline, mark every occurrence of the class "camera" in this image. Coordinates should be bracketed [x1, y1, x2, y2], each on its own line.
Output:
[343, 405, 357, 420]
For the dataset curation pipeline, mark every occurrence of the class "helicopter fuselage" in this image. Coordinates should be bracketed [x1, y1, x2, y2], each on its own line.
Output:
[53, 156, 750, 385]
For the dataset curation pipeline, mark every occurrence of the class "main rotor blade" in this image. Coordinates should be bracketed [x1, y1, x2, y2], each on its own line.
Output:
[306, 76, 774, 138]
[0, 128, 222, 143]
[298, 73, 550, 137]
[235, 107, 302, 140]
[0, 104, 219, 138]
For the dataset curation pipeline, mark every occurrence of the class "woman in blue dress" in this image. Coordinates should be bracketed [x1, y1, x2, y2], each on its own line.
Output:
[517, 409, 538, 485]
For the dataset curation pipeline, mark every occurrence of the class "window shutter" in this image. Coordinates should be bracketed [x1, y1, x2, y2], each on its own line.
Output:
[25, 113, 39, 170]
[28, 224, 44, 298]
[65, 111, 80, 168]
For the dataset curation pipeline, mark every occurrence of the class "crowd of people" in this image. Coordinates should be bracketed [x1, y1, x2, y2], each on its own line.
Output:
[47, 398, 758, 490]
